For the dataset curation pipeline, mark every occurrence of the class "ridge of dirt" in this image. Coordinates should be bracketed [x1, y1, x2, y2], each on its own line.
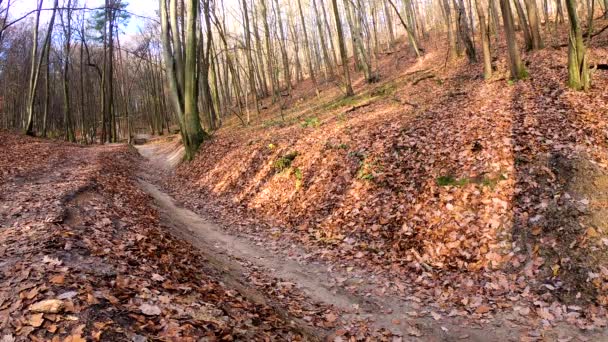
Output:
[139, 170, 608, 340]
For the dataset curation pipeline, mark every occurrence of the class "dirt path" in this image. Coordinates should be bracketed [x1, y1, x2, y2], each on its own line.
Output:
[134, 141, 608, 341]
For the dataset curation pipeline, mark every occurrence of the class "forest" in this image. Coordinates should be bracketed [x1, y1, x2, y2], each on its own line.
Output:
[0, 0, 608, 340]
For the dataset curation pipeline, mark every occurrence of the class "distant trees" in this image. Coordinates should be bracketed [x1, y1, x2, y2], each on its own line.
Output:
[0, 0, 600, 155]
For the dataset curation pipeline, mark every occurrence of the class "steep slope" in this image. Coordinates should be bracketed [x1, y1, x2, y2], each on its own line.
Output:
[169, 29, 608, 329]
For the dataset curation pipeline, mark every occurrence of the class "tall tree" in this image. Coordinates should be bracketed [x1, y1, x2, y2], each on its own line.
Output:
[60, 0, 75, 142]
[160, 0, 208, 159]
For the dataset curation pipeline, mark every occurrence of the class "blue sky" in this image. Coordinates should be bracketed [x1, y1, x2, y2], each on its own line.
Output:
[11, 0, 157, 36]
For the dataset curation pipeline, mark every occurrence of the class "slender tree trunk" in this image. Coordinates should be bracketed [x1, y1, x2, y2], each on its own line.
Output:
[475, 0, 493, 79]
[489, 0, 500, 35]
[25, 0, 43, 135]
[586, 0, 594, 37]
[386, 0, 422, 57]
[260, 0, 279, 101]
[160, 0, 207, 158]
[61, 0, 75, 142]
[297, 0, 318, 93]
[289, 20, 304, 83]
[455, 0, 477, 62]
[513, 0, 533, 50]
[251, 1, 269, 97]
[442, 0, 457, 59]
[556, 0, 565, 23]
[312, 0, 334, 78]
[524, 0, 543, 49]
[108, 1, 116, 142]
[274, 0, 292, 91]
[320, 0, 339, 67]
[332, 0, 354, 96]
[383, 0, 395, 49]
[241, 0, 260, 118]
[42, 30, 52, 138]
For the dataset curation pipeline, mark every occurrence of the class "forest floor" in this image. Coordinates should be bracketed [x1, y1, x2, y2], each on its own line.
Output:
[3, 25, 608, 341]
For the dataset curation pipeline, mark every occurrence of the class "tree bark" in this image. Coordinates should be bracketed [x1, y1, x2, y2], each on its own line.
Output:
[524, 0, 543, 49]
[565, 0, 590, 90]
[386, 0, 422, 57]
[332, 0, 354, 96]
[475, 0, 493, 79]
[513, 0, 533, 50]
[297, 0, 318, 93]
[500, 0, 527, 79]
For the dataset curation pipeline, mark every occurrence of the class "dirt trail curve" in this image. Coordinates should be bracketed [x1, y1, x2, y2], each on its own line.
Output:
[134, 140, 608, 341]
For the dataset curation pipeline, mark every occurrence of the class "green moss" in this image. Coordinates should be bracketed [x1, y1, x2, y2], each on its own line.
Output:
[437, 173, 508, 188]
[436, 175, 469, 187]
[273, 151, 299, 172]
[293, 167, 303, 190]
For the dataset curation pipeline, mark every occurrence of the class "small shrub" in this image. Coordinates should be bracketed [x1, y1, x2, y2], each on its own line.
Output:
[357, 159, 381, 181]
[371, 83, 396, 97]
[301, 117, 320, 128]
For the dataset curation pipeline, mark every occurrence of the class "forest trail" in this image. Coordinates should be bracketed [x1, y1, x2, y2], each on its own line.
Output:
[135, 138, 605, 341]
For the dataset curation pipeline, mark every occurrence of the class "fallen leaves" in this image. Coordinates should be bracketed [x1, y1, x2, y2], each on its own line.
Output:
[29, 300, 63, 314]
[0, 135, 313, 340]
[27, 313, 44, 327]
[139, 303, 161, 316]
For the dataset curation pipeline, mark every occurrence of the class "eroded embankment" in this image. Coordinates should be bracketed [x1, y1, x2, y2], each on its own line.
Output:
[162, 40, 608, 333]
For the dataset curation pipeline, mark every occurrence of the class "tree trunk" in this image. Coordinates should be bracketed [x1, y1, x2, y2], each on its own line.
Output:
[513, 0, 533, 50]
[500, 0, 527, 79]
[320, 0, 339, 67]
[386, 0, 422, 56]
[524, 0, 543, 49]
[61, 0, 75, 142]
[475, 0, 493, 79]
[160, 0, 207, 159]
[565, 0, 590, 90]
[332, 0, 354, 96]
[312, 0, 333, 78]
[241, 0, 260, 119]
[383, 0, 395, 49]
[297, 0, 318, 93]
[24, 0, 43, 136]
[455, 0, 477, 62]
[442, 0, 457, 60]
[274, 0, 292, 90]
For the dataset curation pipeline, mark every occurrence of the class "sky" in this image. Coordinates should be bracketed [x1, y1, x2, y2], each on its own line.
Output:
[10, 0, 157, 36]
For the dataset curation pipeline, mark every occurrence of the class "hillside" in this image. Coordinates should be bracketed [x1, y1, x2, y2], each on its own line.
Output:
[163, 30, 608, 330]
